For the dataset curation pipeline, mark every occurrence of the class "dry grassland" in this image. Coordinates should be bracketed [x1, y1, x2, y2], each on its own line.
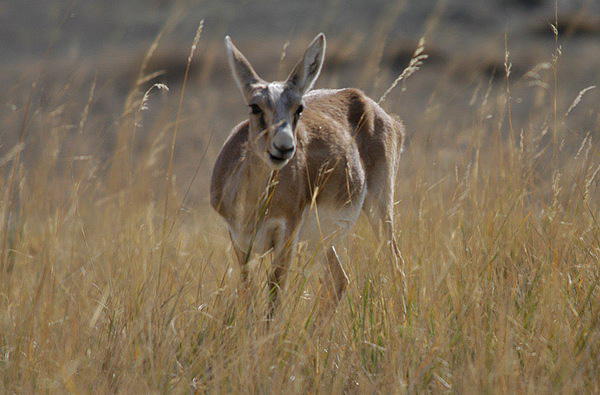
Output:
[0, 5, 599, 393]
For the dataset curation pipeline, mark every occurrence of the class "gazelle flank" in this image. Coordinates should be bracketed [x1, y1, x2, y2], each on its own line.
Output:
[210, 33, 405, 314]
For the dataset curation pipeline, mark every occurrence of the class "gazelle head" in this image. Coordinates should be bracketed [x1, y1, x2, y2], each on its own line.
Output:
[225, 33, 326, 169]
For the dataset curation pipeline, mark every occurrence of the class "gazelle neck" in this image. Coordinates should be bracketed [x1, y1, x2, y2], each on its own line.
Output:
[236, 141, 281, 214]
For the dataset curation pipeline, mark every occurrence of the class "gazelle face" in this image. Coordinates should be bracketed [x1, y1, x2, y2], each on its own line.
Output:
[225, 34, 325, 170]
[246, 83, 304, 169]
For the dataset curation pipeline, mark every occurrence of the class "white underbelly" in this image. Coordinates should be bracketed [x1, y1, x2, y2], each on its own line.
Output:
[227, 182, 366, 257]
[298, 203, 363, 250]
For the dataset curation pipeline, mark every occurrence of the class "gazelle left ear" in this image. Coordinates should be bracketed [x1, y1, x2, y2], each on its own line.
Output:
[286, 33, 326, 95]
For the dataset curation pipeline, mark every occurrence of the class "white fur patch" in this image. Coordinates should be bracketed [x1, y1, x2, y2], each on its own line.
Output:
[228, 217, 287, 257]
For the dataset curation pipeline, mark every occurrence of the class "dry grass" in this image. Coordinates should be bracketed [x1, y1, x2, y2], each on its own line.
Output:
[1, 6, 599, 394]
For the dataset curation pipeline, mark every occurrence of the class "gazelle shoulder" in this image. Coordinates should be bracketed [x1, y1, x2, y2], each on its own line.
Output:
[303, 88, 374, 125]
[210, 120, 249, 211]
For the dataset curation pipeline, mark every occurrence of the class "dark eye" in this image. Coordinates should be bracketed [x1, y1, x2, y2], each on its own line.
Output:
[295, 104, 304, 117]
[249, 104, 262, 115]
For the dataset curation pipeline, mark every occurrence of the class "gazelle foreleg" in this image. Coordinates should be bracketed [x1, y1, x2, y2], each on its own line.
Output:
[230, 236, 251, 284]
[324, 245, 350, 303]
[266, 247, 294, 319]
[266, 225, 300, 319]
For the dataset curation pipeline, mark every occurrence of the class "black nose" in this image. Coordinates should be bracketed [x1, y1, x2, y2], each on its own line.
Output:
[273, 143, 295, 154]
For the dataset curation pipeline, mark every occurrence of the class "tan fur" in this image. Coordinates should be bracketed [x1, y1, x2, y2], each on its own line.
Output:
[211, 34, 404, 314]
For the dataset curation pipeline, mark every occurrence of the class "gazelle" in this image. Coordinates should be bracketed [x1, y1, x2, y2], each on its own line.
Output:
[210, 33, 404, 313]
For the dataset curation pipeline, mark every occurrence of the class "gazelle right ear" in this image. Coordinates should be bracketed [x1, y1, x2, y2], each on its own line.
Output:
[225, 36, 263, 103]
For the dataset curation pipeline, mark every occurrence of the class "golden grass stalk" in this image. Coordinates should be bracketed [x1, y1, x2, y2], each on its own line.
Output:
[378, 37, 428, 105]
[158, 19, 204, 294]
[565, 85, 596, 117]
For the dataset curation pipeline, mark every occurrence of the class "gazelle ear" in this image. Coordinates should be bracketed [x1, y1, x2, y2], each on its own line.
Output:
[286, 33, 326, 95]
[225, 36, 263, 102]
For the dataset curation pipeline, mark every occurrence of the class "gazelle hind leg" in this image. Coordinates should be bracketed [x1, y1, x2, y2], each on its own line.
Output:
[363, 193, 403, 269]
[363, 189, 408, 320]
[382, 204, 404, 271]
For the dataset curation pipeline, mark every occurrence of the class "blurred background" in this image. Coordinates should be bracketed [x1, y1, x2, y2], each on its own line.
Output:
[1, 0, 599, 204]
